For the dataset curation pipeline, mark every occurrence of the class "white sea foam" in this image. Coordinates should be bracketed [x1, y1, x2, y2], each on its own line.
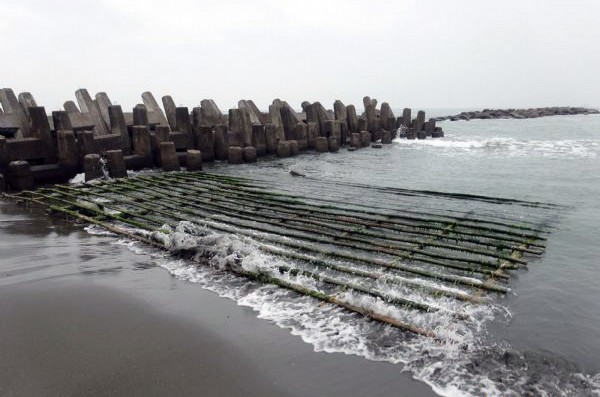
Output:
[68, 172, 86, 185]
[89, 221, 600, 397]
[83, 224, 115, 236]
[393, 135, 600, 159]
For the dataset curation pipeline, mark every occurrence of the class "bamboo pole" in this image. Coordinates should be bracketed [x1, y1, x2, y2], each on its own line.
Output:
[8, 190, 437, 338]
[142, 174, 533, 262]
[70, 181, 511, 292]
[258, 244, 482, 303]
[212, 176, 552, 229]
[171, 172, 549, 237]
[119, 178, 514, 276]
[162, 173, 547, 247]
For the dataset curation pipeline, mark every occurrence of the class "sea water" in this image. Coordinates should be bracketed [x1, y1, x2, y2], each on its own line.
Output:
[3, 112, 600, 396]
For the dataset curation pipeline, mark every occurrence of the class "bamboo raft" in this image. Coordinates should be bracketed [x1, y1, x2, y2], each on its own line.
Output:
[4, 171, 553, 338]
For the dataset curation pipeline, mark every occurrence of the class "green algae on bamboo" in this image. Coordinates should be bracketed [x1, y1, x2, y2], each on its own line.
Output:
[119, 178, 515, 277]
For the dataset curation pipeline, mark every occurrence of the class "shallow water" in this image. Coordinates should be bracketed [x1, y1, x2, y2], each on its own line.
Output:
[2, 113, 600, 396]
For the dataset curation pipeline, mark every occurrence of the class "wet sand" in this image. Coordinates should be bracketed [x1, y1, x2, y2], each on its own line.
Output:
[0, 202, 436, 397]
[0, 276, 436, 397]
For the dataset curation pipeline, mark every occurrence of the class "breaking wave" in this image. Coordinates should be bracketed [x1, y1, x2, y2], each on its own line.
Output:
[104, 220, 600, 397]
[393, 136, 600, 159]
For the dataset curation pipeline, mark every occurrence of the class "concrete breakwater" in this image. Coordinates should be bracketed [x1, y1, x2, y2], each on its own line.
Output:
[0, 88, 444, 191]
[437, 106, 599, 122]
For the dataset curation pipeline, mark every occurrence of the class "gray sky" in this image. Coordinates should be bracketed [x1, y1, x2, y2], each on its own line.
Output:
[2, 0, 599, 111]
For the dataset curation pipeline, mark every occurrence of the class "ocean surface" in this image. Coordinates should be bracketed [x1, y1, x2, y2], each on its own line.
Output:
[1, 112, 600, 396]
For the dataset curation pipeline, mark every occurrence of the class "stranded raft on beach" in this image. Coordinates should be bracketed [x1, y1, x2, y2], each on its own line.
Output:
[437, 106, 599, 121]
[0, 88, 443, 191]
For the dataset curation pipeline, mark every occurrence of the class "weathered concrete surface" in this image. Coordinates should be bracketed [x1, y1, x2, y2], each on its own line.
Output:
[425, 119, 436, 136]
[314, 102, 331, 136]
[360, 130, 371, 147]
[175, 107, 194, 149]
[75, 89, 110, 135]
[289, 140, 299, 156]
[106, 150, 128, 178]
[252, 124, 267, 156]
[108, 105, 131, 153]
[401, 108, 412, 128]
[227, 129, 243, 148]
[243, 146, 257, 163]
[228, 146, 243, 164]
[265, 124, 278, 154]
[95, 92, 113, 127]
[280, 104, 299, 141]
[84, 154, 103, 181]
[372, 129, 382, 143]
[346, 104, 359, 134]
[306, 122, 317, 149]
[238, 106, 253, 146]
[414, 110, 426, 132]
[350, 132, 361, 148]
[334, 100, 347, 126]
[276, 140, 291, 157]
[295, 123, 308, 150]
[214, 124, 229, 160]
[328, 136, 339, 152]
[29, 106, 56, 162]
[52, 110, 75, 131]
[154, 125, 171, 145]
[57, 130, 79, 169]
[18, 92, 37, 120]
[382, 130, 392, 144]
[160, 142, 180, 172]
[132, 126, 153, 168]
[133, 104, 149, 128]
[380, 102, 395, 131]
[0, 88, 30, 137]
[186, 150, 203, 171]
[194, 125, 215, 162]
[268, 105, 285, 142]
[357, 117, 367, 133]
[324, 120, 341, 143]
[63, 101, 80, 113]
[142, 92, 169, 127]
[315, 136, 328, 153]
[161, 95, 178, 131]
[228, 109, 245, 148]
[363, 96, 378, 134]
[238, 100, 261, 124]
[7, 160, 33, 190]
[304, 103, 321, 137]
[199, 100, 224, 126]
[247, 100, 266, 123]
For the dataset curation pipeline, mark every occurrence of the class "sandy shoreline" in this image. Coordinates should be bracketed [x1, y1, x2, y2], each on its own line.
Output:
[0, 201, 436, 397]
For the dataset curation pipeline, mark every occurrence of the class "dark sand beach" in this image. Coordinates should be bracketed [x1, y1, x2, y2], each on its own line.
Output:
[0, 201, 435, 397]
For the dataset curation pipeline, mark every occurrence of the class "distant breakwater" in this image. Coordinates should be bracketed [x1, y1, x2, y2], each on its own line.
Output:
[0, 88, 444, 191]
[436, 107, 599, 122]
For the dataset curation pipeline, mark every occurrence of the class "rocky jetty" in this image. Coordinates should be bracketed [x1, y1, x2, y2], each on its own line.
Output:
[437, 107, 599, 122]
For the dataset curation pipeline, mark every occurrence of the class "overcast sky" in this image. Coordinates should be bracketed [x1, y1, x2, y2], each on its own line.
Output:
[2, 0, 599, 112]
